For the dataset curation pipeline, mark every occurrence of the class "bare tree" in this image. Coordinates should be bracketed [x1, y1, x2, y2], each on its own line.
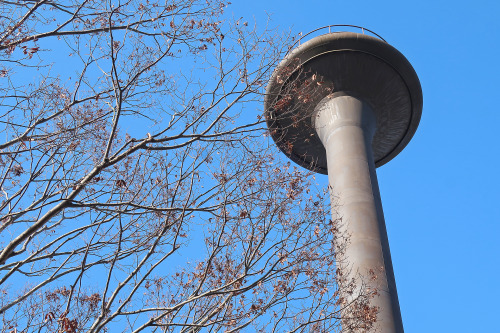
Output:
[0, 1, 377, 332]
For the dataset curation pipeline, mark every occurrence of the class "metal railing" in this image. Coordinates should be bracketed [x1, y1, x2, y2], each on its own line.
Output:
[289, 25, 386, 52]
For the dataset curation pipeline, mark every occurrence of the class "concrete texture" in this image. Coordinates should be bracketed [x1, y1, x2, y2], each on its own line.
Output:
[314, 94, 404, 333]
[264, 32, 422, 173]
[264, 30, 423, 333]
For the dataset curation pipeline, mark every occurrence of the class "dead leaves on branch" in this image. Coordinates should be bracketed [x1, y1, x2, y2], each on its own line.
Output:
[0, 0, 375, 331]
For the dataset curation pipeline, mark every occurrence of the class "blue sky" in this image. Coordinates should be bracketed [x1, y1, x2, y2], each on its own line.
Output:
[228, 0, 500, 331]
[3, 1, 497, 331]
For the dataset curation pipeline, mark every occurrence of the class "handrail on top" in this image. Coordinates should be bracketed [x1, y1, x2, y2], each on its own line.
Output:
[289, 25, 386, 53]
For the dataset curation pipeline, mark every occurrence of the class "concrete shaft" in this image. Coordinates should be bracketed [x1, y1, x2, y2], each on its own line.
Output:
[314, 94, 404, 333]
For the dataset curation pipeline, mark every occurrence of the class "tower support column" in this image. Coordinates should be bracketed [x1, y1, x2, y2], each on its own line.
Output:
[314, 93, 404, 333]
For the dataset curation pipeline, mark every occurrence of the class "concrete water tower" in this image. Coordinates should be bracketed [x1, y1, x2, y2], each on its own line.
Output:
[264, 26, 422, 332]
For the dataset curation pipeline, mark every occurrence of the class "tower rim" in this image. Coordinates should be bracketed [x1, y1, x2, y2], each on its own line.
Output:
[264, 31, 423, 174]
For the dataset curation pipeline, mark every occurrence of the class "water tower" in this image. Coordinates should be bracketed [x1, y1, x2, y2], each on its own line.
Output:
[264, 26, 422, 332]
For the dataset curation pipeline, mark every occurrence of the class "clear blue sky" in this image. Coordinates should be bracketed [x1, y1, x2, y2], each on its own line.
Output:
[228, 0, 500, 331]
[3, 1, 497, 331]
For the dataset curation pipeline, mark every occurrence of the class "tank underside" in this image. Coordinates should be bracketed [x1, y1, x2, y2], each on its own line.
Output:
[264, 32, 423, 174]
